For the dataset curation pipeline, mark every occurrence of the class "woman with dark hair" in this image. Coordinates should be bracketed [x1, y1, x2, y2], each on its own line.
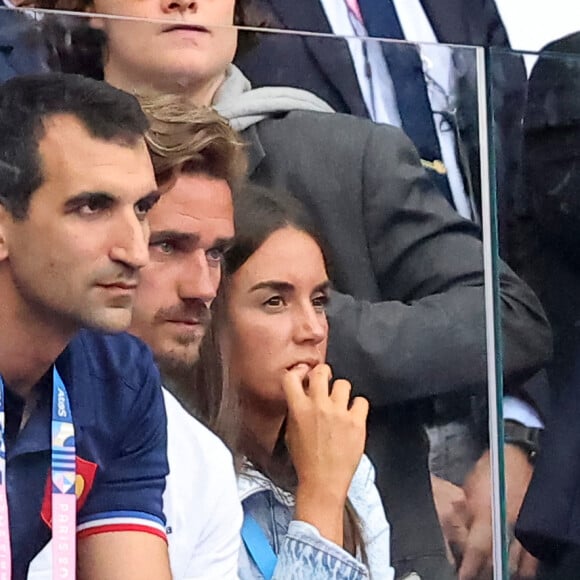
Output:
[195, 184, 393, 579]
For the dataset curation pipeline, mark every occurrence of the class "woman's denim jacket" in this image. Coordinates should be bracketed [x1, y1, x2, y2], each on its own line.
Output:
[237, 454, 395, 580]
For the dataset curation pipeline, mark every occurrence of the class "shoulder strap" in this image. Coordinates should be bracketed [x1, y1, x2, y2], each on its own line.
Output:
[241, 513, 278, 580]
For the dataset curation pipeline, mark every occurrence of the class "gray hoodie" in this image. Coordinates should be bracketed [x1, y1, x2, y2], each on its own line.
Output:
[213, 65, 334, 132]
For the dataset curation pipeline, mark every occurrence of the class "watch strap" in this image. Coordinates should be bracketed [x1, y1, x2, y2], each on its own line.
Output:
[504, 420, 541, 462]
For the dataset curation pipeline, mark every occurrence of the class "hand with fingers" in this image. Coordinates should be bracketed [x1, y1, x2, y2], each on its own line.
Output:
[430, 474, 470, 567]
[458, 445, 538, 580]
[282, 363, 369, 547]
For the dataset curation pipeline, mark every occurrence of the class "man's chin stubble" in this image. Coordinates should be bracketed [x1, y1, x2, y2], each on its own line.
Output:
[156, 350, 200, 387]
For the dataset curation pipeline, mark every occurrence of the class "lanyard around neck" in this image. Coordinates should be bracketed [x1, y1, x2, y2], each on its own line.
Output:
[241, 513, 277, 580]
[0, 366, 77, 579]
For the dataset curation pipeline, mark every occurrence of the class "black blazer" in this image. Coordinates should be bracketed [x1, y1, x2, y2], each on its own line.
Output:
[515, 32, 580, 562]
[236, 0, 527, 250]
[517, 342, 580, 561]
[240, 0, 515, 111]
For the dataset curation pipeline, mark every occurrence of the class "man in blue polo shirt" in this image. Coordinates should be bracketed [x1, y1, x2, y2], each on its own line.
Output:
[0, 73, 172, 579]
[27, 98, 248, 580]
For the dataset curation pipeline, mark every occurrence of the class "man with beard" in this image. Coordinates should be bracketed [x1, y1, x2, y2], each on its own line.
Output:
[130, 99, 249, 579]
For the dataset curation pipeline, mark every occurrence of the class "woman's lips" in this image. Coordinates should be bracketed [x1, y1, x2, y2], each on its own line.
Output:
[287, 362, 314, 374]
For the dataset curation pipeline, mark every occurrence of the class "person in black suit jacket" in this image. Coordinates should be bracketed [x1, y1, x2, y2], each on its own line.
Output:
[515, 31, 580, 580]
[236, 0, 527, 253]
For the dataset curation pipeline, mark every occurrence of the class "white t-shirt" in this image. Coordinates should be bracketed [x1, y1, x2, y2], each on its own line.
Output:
[27, 388, 242, 579]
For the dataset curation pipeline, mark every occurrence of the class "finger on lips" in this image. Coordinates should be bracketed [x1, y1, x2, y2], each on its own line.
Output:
[308, 363, 332, 381]
[282, 368, 308, 404]
[306, 363, 332, 400]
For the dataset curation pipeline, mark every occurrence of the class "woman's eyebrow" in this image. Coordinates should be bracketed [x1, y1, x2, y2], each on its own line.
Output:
[249, 280, 294, 293]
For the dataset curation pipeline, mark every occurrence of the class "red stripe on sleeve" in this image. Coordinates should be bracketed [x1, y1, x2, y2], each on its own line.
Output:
[77, 523, 167, 543]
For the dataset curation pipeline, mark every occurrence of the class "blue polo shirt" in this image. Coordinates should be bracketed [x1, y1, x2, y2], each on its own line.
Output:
[4, 329, 169, 580]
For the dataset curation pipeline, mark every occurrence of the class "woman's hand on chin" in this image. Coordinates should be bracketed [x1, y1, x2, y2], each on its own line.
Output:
[283, 363, 369, 546]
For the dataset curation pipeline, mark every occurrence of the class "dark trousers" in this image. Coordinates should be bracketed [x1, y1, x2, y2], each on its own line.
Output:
[366, 407, 456, 580]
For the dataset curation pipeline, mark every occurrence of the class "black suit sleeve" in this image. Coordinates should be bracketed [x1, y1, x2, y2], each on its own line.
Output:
[326, 123, 551, 407]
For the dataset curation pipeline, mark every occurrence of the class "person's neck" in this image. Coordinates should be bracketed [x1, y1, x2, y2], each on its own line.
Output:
[242, 400, 287, 457]
[104, 65, 226, 107]
[0, 281, 73, 401]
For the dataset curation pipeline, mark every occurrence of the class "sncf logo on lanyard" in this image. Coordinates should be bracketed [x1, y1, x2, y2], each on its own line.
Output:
[0, 367, 77, 579]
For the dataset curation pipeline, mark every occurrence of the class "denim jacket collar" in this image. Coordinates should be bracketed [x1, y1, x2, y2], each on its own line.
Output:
[237, 460, 295, 507]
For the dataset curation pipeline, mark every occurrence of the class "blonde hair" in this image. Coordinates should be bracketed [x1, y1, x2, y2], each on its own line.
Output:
[139, 94, 247, 192]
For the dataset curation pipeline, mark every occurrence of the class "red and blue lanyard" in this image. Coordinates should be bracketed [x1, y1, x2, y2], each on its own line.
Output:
[0, 366, 76, 579]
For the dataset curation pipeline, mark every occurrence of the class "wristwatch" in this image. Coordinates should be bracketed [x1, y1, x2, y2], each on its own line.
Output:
[504, 420, 541, 463]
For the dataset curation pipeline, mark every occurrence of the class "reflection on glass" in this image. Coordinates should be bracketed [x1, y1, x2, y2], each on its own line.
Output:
[0, 5, 555, 579]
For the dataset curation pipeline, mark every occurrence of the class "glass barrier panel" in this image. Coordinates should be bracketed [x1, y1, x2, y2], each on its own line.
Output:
[0, 5, 525, 579]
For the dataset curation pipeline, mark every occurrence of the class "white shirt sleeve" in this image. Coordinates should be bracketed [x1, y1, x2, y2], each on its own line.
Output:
[503, 395, 544, 428]
[161, 389, 242, 579]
